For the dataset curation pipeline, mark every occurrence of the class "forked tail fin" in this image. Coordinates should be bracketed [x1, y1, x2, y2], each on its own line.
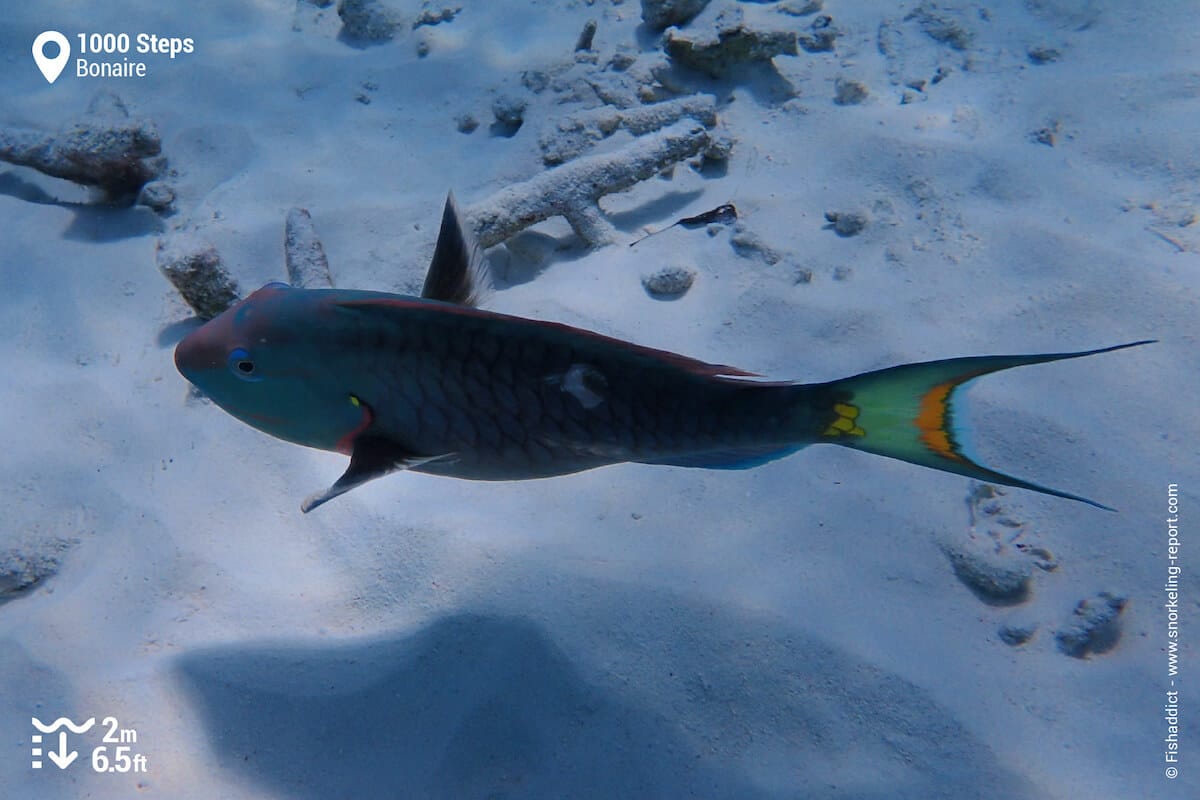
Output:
[812, 341, 1154, 510]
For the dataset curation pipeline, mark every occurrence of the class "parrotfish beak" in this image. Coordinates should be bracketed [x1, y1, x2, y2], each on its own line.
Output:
[174, 283, 294, 386]
[175, 312, 232, 382]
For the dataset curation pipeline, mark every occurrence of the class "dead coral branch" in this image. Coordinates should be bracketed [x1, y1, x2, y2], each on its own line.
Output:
[540, 94, 718, 165]
[157, 234, 242, 320]
[285, 208, 335, 289]
[468, 119, 711, 248]
[0, 93, 163, 200]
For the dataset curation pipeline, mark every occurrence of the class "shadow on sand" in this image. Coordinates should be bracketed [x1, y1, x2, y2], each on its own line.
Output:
[177, 594, 1044, 800]
[0, 170, 163, 241]
[177, 613, 764, 799]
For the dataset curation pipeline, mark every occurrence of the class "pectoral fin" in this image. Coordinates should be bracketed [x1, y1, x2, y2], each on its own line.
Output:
[301, 436, 453, 513]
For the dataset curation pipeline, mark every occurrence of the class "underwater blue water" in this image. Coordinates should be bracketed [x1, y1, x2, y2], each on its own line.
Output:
[0, 2, 1196, 799]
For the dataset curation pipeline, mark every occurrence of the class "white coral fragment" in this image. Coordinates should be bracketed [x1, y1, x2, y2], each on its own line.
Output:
[468, 120, 713, 248]
[285, 208, 335, 289]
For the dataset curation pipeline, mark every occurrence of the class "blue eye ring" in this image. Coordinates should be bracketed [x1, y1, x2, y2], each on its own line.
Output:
[227, 347, 262, 382]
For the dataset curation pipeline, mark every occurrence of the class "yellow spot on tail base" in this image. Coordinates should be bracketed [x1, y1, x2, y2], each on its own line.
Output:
[834, 403, 859, 419]
[824, 402, 866, 438]
[349, 394, 361, 407]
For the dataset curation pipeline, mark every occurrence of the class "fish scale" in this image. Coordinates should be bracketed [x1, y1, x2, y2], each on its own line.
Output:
[379, 310, 714, 469]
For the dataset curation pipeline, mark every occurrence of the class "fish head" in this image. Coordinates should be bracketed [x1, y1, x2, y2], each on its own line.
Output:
[174, 283, 369, 453]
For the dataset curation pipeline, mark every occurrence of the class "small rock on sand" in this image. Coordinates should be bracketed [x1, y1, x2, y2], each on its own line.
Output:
[642, 265, 696, 297]
[455, 113, 479, 133]
[998, 622, 1038, 647]
[491, 93, 528, 137]
[337, 0, 402, 42]
[833, 78, 869, 105]
[664, 9, 798, 79]
[1055, 592, 1127, 658]
[940, 531, 1033, 606]
[641, 0, 711, 31]
[825, 209, 869, 236]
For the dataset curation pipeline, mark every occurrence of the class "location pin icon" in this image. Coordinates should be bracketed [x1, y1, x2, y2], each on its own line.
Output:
[32, 31, 70, 84]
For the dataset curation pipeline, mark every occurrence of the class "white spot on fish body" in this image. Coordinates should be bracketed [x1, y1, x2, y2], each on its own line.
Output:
[559, 363, 607, 409]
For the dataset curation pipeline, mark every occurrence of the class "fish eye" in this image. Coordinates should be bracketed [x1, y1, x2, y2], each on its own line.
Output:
[227, 347, 261, 381]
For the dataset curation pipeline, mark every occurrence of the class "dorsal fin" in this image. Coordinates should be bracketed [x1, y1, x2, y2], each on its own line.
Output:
[421, 191, 490, 306]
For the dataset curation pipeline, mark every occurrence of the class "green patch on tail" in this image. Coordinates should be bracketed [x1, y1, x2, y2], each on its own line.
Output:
[816, 341, 1153, 510]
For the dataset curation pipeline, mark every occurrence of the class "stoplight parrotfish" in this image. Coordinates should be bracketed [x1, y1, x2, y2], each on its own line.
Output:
[174, 193, 1152, 513]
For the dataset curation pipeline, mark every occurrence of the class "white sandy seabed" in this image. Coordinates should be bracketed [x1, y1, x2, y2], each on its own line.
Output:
[0, 1, 1196, 798]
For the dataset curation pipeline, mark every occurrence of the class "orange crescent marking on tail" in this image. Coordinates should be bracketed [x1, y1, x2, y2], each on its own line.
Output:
[915, 380, 967, 462]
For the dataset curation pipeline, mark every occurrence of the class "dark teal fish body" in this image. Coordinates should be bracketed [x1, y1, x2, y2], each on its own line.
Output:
[177, 285, 828, 498]
[326, 294, 810, 480]
[174, 195, 1151, 512]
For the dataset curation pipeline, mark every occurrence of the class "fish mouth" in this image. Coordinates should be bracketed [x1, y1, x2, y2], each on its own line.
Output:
[174, 326, 219, 380]
[174, 308, 238, 380]
[174, 284, 293, 381]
